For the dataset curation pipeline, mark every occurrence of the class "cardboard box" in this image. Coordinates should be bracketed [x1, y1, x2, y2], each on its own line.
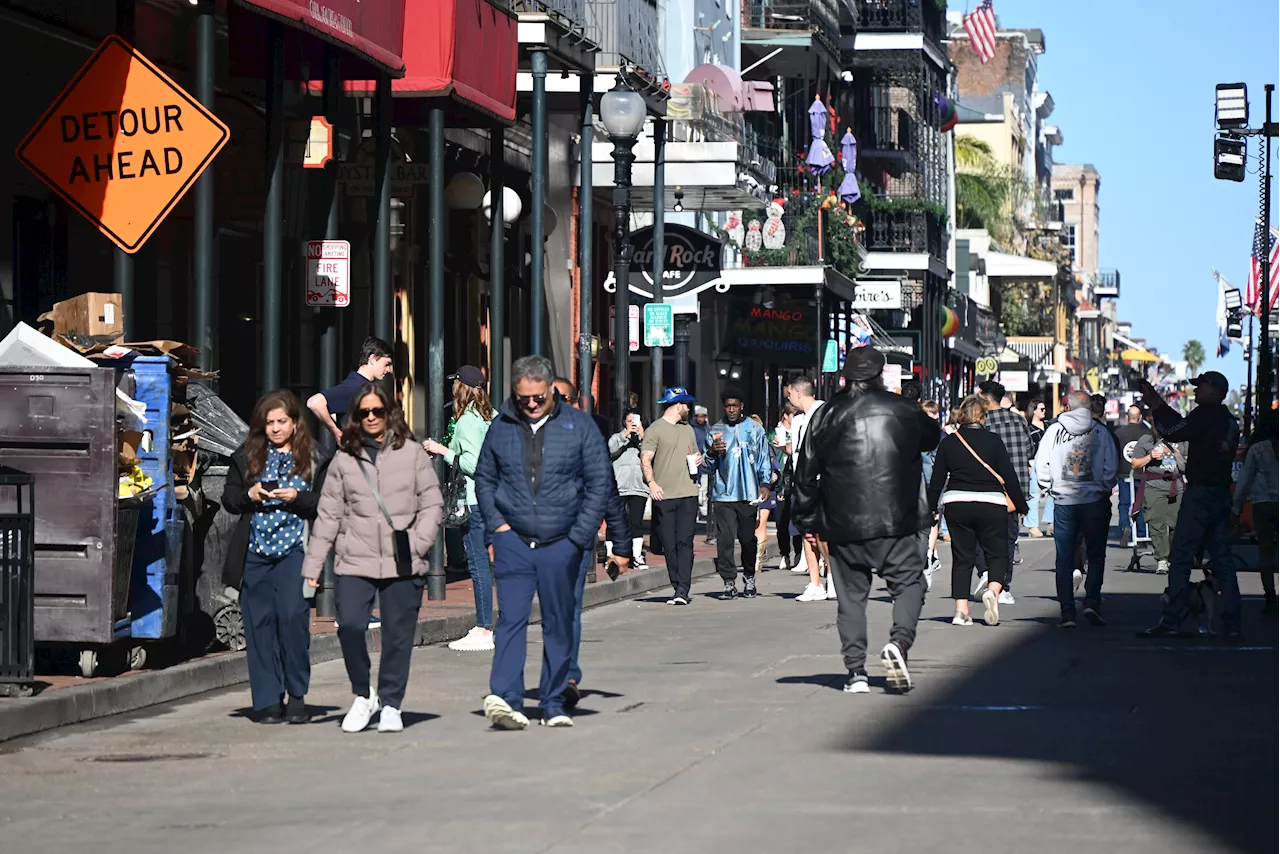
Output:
[39, 292, 123, 341]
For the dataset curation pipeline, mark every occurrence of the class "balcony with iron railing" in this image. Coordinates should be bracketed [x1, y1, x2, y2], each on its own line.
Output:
[1091, 269, 1120, 299]
[860, 208, 944, 259]
[742, 0, 842, 56]
[586, 0, 664, 80]
[854, 0, 945, 46]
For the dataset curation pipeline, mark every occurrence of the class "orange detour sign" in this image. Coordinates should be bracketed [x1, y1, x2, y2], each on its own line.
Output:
[15, 35, 229, 254]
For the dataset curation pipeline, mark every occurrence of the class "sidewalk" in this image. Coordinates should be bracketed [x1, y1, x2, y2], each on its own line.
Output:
[0, 536, 750, 743]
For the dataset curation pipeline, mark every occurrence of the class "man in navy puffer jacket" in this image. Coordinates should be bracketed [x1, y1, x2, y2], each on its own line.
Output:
[475, 355, 613, 730]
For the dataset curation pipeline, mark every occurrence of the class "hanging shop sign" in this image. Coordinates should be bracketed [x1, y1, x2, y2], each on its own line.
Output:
[850, 279, 903, 310]
[975, 356, 999, 376]
[643, 303, 674, 348]
[1000, 370, 1028, 392]
[305, 240, 351, 307]
[301, 116, 334, 168]
[15, 35, 230, 254]
[723, 295, 815, 366]
[337, 139, 429, 196]
[616, 224, 724, 300]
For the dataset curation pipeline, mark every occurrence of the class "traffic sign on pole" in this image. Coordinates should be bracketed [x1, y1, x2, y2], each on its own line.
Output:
[306, 240, 351, 307]
[643, 303, 674, 347]
[15, 35, 230, 254]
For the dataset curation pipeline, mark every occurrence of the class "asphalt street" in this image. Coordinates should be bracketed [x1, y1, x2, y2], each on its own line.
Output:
[1, 538, 1275, 854]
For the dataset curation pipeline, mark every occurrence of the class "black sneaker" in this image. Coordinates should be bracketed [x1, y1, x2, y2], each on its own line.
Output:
[258, 703, 285, 724]
[722, 580, 738, 600]
[1223, 624, 1243, 641]
[564, 680, 580, 711]
[843, 670, 870, 694]
[1135, 622, 1191, 639]
[1082, 601, 1106, 626]
[284, 695, 308, 724]
[672, 592, 690, 606]
[742, 576, 758, 598]
[1058, 613, 1077, 629]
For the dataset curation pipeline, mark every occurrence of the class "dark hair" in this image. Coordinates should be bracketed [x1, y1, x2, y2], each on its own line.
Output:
[1026, 398, 1044, 422]
[245, 390, 314, 482]
[722, 387, 745, 403]
[340, 382, 413, 457]
[1249, 410, 1278, 447]
[553, 376, 578, 399]
[781, 401, 799, 417]
[1090, 393, 1105, 418]
[788, 376, 816, 397]
[978, 380, 1005, 401]
[844, 374, 885, 399]
[357, 336, 393, 369]
[899, 379, 922, 402]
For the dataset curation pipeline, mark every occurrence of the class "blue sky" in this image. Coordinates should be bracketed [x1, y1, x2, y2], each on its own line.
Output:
[952, 0, 1278, 388]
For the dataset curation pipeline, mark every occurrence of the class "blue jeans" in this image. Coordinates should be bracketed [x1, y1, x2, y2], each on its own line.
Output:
[241, 548, 311, 710]
[489, 533, 584, 716]
[1161, 485, 1240, 629]
[1116, 478, 1148, 539]
[1054, 499, 1110, 614]
[569, 548, 591, 684]
[462, 505, 493, 629]
[1026, 473, 1054, 529]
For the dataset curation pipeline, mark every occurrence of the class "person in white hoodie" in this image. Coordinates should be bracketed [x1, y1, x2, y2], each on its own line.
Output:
[1034, 391, 1118, 628]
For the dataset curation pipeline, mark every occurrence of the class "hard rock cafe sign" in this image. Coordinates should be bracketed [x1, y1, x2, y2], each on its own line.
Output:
[605, 224, 725, 301]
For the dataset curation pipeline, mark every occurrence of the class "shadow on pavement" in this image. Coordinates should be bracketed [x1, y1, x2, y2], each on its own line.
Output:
[841, 591, 1278, 854]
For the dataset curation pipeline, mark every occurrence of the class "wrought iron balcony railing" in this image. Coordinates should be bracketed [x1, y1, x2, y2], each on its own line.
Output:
[854, 0, 945, 45]
[586, 0, 664, 79]
[510, 0, 587, 25]
[861, 208, 944, 259]
[743, 0, 841, 55]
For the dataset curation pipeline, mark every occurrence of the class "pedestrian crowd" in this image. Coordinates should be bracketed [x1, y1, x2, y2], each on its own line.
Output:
[220, 336, 1274, 729]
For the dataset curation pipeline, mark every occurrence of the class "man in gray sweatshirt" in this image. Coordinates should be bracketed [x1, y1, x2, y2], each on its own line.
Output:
[1034, 391, 1118, 627]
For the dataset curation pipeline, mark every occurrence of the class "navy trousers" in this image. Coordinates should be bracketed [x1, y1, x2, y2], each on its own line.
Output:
[242, 547, 311, 710]
[489, 532, 584, 716]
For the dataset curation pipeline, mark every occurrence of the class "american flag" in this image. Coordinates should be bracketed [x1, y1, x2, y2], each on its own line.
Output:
[1247, 219, 1279, 315]
[963, 1, 998, 64]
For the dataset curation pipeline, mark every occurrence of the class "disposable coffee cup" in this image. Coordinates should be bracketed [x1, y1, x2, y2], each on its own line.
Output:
[686, 453, 700, 475]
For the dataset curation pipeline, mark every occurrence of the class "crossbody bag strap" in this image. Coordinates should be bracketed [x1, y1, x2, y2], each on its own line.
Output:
[955, 431, 1015, 511]
[356, 457, 399, 530]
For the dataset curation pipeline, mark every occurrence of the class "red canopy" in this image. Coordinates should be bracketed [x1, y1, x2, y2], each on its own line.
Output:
[233, 0, 406, 75]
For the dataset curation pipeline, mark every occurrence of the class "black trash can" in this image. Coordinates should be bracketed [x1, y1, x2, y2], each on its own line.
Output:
[0, 465, 35, 695]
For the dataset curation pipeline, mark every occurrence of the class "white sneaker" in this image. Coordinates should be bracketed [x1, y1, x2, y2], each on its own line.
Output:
[797, 582, 828, 602]
[541, 714, 574, 728]
[341, 693, 381, 733]
[448, 626, 495, 652]
[1155, 560, 1169, 575]
[377, 706, 403, 733]
[972, 572, 988, 597]
[483, 694, 529, 730]
[825, 575, 838, 600]
[880, 642, 913, 692]
[791, 555, 809, 574]
[998, 590, 1015, 606]
[982, 589, 999, 626]
[1072, 569, 1084, 592]
[924, 551, 941, 592]
[952, 611, 973, 626]
[779, 555, 791, 572]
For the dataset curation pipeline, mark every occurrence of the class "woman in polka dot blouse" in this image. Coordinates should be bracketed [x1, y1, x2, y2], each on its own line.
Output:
[223, 390, 327, 725]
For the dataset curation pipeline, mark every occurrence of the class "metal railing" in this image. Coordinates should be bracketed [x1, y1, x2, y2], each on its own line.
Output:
[1091, 270, 1121, 296]
[511, 0, 586, 23]
[854, 0, 945, 44]
[743, 0, 841, 53]
[586, 0, 664, 77]
[861, 209, 944, 258]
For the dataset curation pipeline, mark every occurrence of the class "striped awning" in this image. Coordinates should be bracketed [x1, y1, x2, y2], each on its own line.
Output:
[1006, 337, 1054, 365]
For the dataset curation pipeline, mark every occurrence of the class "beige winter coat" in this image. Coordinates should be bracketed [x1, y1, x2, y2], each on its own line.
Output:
[302, 439, 444, 580]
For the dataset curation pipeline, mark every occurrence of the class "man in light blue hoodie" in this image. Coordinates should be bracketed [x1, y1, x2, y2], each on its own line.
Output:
[1034, 390, 1118, 627]
[705, 389, 773, 600]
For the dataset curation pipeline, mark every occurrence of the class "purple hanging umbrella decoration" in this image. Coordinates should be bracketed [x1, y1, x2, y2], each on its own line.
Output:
[806, 97, 835, 176]
[837, 130, 860, 203]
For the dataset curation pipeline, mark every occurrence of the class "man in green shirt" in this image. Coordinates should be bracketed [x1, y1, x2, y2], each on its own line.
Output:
[642, 387, 702, 604]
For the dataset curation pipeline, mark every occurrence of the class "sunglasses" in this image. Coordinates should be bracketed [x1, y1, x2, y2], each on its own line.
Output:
[516, 393, 547, 405]
[358, 407, 387, 420]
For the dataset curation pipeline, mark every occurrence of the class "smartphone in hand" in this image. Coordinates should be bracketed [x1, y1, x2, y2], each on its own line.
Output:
[260, 480, 279, 492]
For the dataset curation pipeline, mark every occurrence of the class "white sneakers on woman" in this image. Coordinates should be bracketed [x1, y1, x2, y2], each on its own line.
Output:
[341, 693, 381, 733]
[449, 627, 495, 651]
[981, 589, 1000, 626]
[796, 582, 828, 602]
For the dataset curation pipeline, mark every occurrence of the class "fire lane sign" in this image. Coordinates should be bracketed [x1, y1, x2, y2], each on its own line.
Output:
[15, 35, 230, 254]
[306, 240, 351, 307]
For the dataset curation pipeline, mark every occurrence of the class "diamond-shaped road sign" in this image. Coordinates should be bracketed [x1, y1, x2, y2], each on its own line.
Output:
[15, 35, 229, 254]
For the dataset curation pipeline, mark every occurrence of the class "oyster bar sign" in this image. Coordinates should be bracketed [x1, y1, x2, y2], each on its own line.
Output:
[621, 224, 724, 299]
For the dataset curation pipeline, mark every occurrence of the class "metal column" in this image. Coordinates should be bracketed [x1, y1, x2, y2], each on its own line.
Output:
[674, 315, 691, 388]
[611, 137, 638, 421]
[490, 127, 507, 398]
[261, 20, 284, 393]
[373, 74, 393, 343]
[426, 108, 447, 601]
[192, 0, 215, 370]
[650, 119, 665, 413]
[529, 49, 549, 355]
[578, 78, 594, 412]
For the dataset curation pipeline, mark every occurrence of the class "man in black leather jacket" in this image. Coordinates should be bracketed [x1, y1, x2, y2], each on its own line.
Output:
[792, 347, 941, 694]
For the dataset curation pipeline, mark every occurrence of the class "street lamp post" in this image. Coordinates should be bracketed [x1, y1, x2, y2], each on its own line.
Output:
[600, 76, 647, 423]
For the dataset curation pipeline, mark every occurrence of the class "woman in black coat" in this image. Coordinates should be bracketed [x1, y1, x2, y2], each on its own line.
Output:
[222, 389, 327, 724]
[928, 395, 1029, 628]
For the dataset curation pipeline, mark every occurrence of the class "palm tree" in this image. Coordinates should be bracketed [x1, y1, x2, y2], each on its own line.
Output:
[1183, 340, 1206, 376]
[953, 135, 1029, 246]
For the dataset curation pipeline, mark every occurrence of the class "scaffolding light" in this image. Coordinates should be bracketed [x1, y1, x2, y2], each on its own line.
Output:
[1214, 135, 1247, 182]
[1215, 82, 1249, 130]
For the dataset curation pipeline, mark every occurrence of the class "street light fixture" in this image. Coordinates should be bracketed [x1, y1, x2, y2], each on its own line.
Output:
[1215, 83, 1249, 130]
[600, 75, 647, 421]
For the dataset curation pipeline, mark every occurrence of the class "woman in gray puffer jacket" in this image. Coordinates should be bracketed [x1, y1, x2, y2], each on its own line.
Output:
[608, 413, 651, 567]
[302, 383, 443, 735]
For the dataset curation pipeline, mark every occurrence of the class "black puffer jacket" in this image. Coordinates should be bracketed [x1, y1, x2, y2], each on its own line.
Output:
[792, 389, 941, 542]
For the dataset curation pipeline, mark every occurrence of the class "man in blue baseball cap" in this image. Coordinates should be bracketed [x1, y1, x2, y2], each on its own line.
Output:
[641, 387, 702, 604]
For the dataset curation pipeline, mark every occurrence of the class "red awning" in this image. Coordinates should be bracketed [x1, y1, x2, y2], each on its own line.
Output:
[233, 0, 406, 75]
